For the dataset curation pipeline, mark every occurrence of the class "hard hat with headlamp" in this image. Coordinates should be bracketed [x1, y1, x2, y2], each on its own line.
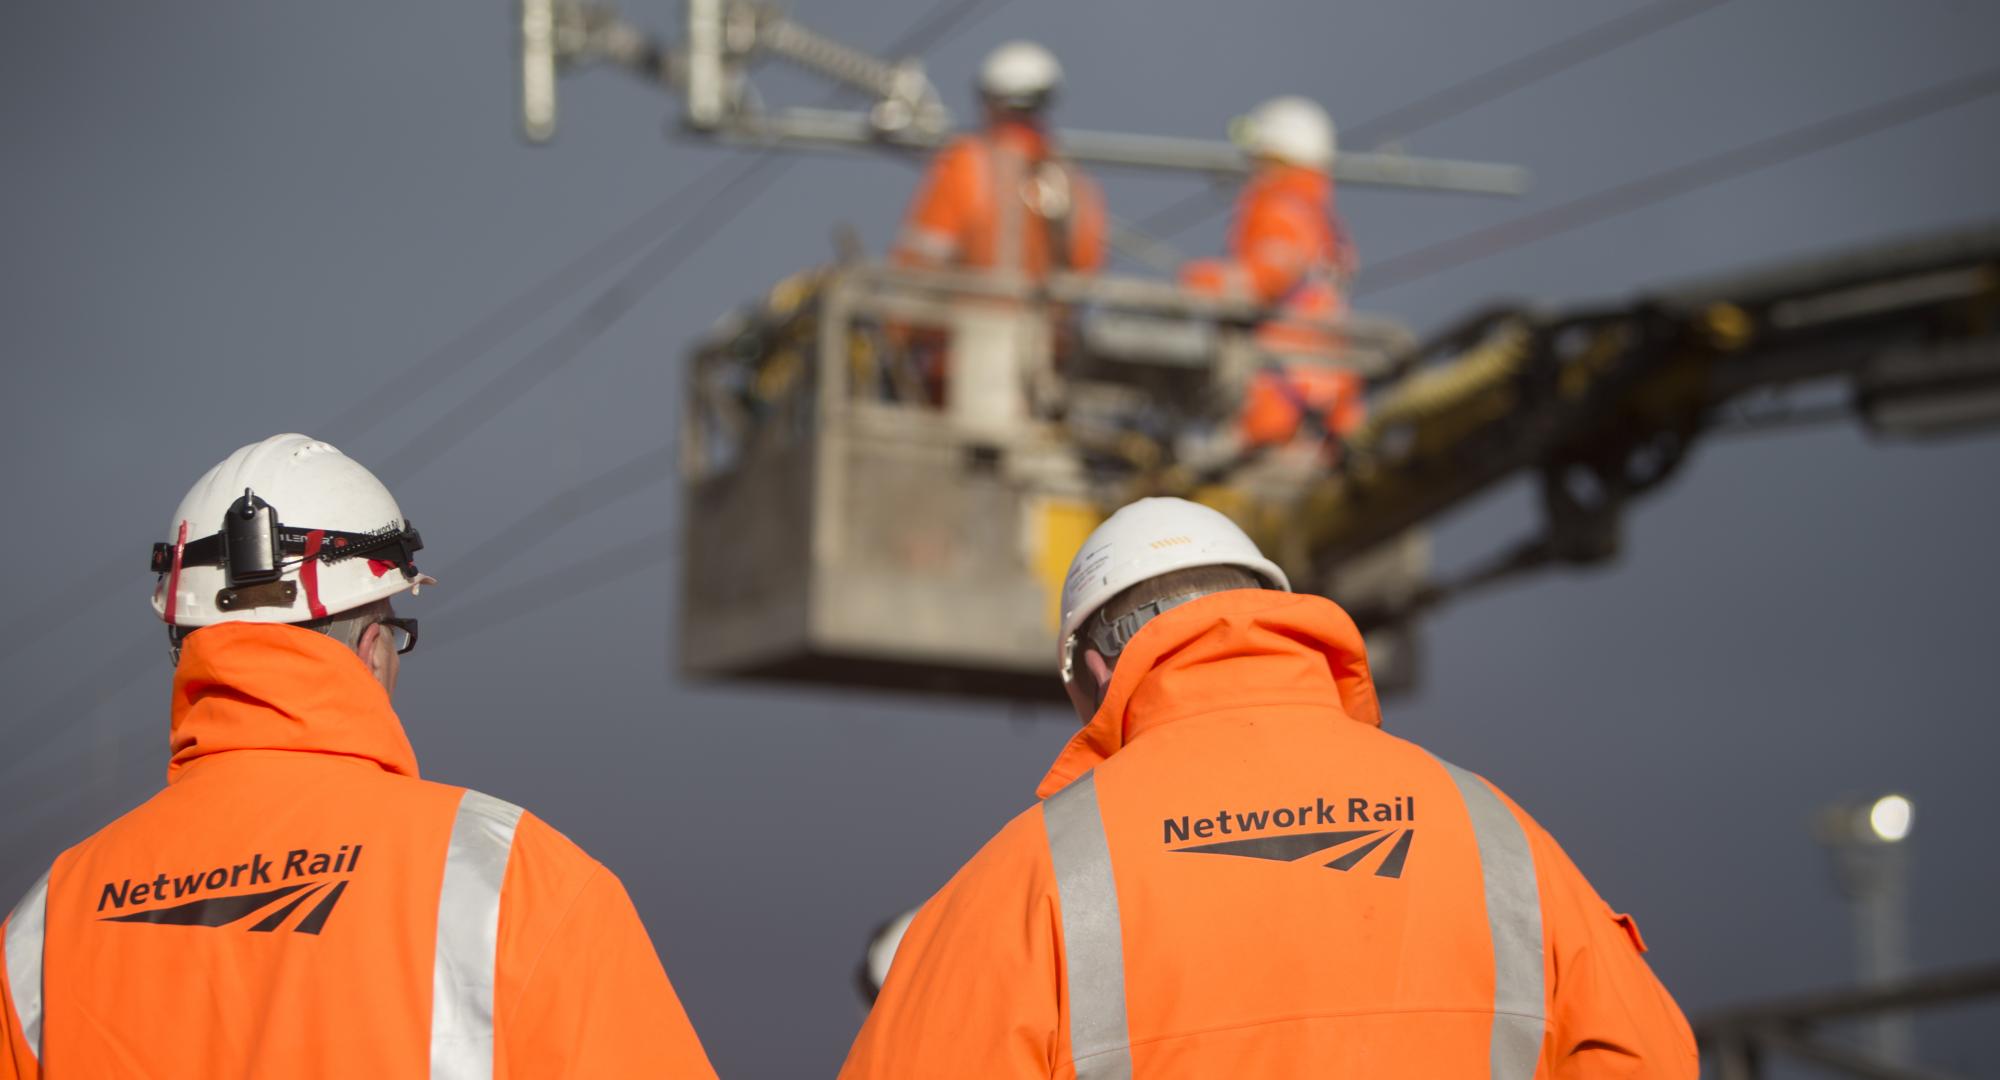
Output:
[1057, 497, 1289, 693]
[1234, 95, 1337, 171]
[150, 433, 431, 629]
[977, 40, 1062, 112]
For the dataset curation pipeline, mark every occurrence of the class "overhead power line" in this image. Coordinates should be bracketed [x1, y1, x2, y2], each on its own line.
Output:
[372, 0, 1013, 481]
[440, 444, 677, 589]
[892, 0, 1003, 55]
[398, 70, 2000, 642]
[318, 176, 732, 444]
[374, 152, 787, 481]
[0, 0, 1006, 672]
[1355, 64, 2000, 295]
[329, 0, 1002, 451]
[1343, 0, 1728, 148]
[440, 529, 677, 640]
[0, 158, 762, 671]
[0, 0, 1022, 831]
[1124, 0, 1726, 244]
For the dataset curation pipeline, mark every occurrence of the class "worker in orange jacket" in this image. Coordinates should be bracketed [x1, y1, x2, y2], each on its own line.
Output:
[1184, 96, 1364, 447]
[0, 433, 715, 1079]
[894, 40, 1107, 283]
[841, 498, 1697, 1078]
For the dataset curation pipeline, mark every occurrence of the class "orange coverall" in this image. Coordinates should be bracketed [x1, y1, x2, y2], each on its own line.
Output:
[0, 622, 715, 1079]
[894, 120, 1107, 281]
[1184, 164, 1364, 445]
[841, 590, 1697, 1079]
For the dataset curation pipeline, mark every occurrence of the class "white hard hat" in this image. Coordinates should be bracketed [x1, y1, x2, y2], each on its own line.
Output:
[1058, 497, 1289, 685]
[1234, 95, 1337, 170]
[978, 40, 1062, 111]
[150, 433, 431, 628]
[861, 907, 920, 1001]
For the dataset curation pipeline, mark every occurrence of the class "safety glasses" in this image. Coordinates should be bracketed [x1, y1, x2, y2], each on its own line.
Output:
[376, 617, 420, 656]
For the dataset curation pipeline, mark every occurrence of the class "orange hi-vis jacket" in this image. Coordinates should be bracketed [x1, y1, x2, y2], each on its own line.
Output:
[841, 590, 1697, 1079]
[894, 119, 1107, 282]
[1184, 164, 1363, 445]
[0, 622, 715, 1079]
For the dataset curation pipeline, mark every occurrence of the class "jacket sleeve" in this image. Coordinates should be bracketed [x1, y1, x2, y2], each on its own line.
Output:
[0, 923, 36, 1080]
[839, 809, 1061, 1080]
[894, 142, 975, 267]
[1526, 821, 1700, 1079]
[1066, 169, 1107, 274]
[496, 816, 716, 1079]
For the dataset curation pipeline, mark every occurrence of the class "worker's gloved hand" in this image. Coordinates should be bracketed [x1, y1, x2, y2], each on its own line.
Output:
[1180, 259, 1253, 303]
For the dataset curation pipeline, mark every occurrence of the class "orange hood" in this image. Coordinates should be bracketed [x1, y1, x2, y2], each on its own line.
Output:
[1038, 590, 1380, 798]
[168, 621, 420, 783]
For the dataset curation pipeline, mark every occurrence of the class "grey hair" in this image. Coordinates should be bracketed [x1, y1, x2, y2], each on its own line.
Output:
[308, 598, 395, 650]
[168, 598, 394, 665]
[1067, 563, 1266, 701]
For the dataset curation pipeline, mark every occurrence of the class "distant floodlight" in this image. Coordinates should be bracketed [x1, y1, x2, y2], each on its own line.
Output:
[1868, 794, 1914, 843]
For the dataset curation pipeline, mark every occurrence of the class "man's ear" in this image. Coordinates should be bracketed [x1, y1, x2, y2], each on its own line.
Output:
[356, 621, 392, 684]
[1083, 648, 1115, 706]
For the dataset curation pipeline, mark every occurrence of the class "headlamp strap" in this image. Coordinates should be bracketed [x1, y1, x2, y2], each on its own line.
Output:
[161, 520, 188, 624]
[299, 529, 329, 620]
[152, 512, 424, 582]
[1085, 590, 1207, 661]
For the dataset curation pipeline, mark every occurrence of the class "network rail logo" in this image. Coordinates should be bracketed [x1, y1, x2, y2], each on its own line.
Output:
[94, 844, 363, 934]
[1164, 796, 1417, 879]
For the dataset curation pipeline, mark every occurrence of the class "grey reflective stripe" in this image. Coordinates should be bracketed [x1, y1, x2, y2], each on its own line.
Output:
[994, 141, 1026, 278]
[3, 870, 48, 1062]
[431, 789, 525, 1080]
[1435, 757, 1546, 1080]
[1042, 772, 1133, 1080]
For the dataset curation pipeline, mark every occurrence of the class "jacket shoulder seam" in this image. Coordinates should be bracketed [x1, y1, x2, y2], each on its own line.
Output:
[497, 853, 611, 1033]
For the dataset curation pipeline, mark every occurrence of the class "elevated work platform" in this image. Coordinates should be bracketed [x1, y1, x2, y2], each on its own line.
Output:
[676, 263, 1414, 700]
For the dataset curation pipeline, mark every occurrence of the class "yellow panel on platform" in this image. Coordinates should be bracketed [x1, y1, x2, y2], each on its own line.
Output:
[1032, 499, 1103, 631]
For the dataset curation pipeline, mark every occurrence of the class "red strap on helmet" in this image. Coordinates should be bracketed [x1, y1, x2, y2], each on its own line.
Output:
[162, 521, 188, 624]
[300, 529, 328, 620]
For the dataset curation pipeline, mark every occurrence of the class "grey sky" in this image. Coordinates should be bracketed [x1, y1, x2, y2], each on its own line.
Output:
[3, 1, 1998, 1075]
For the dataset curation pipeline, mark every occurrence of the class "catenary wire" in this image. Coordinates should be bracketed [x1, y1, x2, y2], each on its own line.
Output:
[1126, 0, 1728, 242]
[1355, 64, 2000, 295]
[368, 0, 1014, 482]
[0, 0, 1012, 816]
[1342, 0, 1728, 148]
[372, 151, 788, 482]
[404, 67, 2000, 643]
[0, 0, 1009, 672]
[317, 171, 741, 445]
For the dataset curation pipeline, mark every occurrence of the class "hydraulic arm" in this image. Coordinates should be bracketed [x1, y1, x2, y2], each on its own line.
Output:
[1263, 224, 2000, 629]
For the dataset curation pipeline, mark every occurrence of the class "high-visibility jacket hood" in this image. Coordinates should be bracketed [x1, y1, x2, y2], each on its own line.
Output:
[1039, 589, 1380, 798]
[3, 621, 716, 1078]
[168, 621, 419, 783]
[986, 116, 1052, 160]
[848, 585, 1696, 1079]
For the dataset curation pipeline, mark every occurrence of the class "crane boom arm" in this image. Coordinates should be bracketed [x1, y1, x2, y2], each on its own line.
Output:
[1252, 225, 2000, 628]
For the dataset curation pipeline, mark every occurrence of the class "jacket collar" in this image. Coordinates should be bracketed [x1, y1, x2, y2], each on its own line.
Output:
[168, 622, 420, 783]
[1037, 590, 1380, 798]
[1246, 162, 1331, 205]
[986, 117, 1050, 159]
